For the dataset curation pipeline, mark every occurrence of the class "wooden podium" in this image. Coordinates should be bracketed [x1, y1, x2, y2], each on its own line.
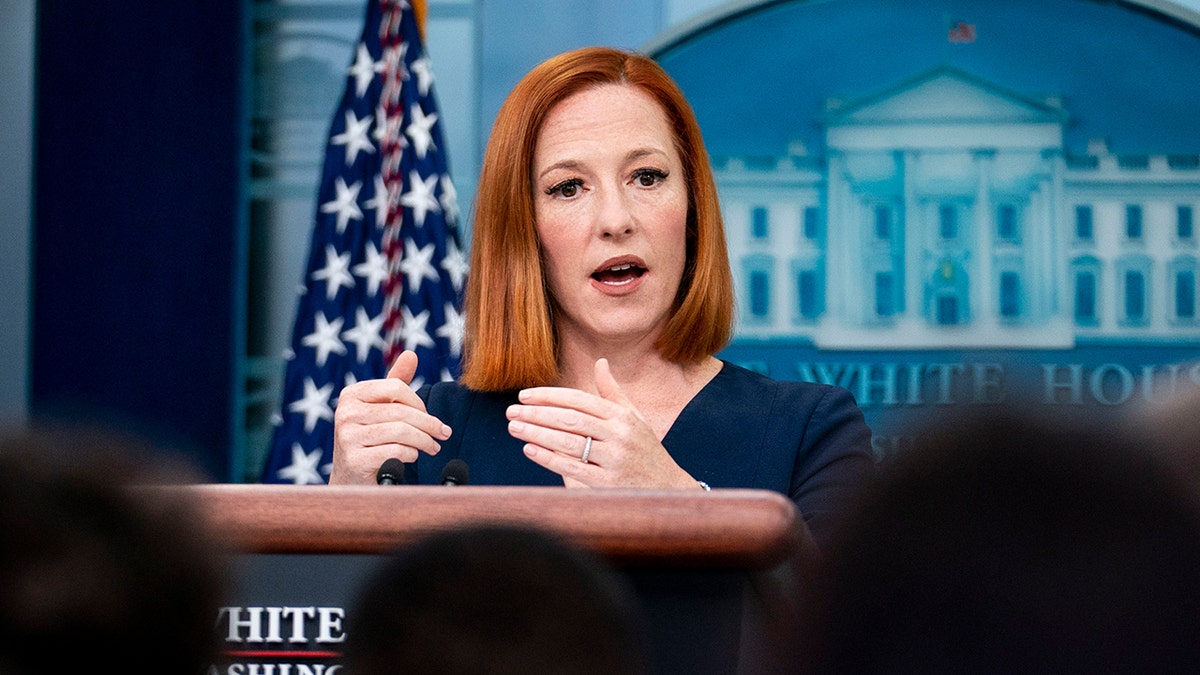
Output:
[176, 484, 813, 674]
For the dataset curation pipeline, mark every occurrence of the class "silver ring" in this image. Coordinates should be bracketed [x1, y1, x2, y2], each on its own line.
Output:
[581, 436, 592, 463]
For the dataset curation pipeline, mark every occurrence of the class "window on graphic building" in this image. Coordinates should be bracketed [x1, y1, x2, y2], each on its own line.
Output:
[1177, 270, 1196, 320]
[939, 203, 958, 239]
[875, 272, 894, 317]
[751, 206, 768, 240]
[750, 270, 770, 318]
[1126, 204, 1143, 240]
[1124, 269, 1146, 322]
[936, 295, 958, 325]
[803, 206, 820, 241]
[1000, 271, 1021, 318]
[797, 270, 819, 319]
[874, 205, 891, 240]
[1075, 205, 1093, 241]
[997, 204, 1018, 241]
[1074, 269, 1097, 324]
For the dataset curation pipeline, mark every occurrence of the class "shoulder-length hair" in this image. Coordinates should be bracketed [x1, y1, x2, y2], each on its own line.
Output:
[459, 47, 733, 391]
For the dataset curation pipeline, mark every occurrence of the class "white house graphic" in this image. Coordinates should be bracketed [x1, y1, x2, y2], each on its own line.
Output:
[717, 66, 1200, 349]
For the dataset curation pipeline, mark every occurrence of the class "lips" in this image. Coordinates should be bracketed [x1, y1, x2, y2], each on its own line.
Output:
[591, 258, 647, 286]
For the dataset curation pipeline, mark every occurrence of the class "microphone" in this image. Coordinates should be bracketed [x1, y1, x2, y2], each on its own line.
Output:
[440, 459, 469, 486]
[376, 458, 405, 485]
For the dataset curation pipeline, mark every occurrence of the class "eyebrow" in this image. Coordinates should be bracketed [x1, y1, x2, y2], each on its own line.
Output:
[536, 148, 669, 182]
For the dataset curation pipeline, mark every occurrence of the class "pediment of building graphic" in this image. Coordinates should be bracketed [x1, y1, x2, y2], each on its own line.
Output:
[824, 66, 1069, 127]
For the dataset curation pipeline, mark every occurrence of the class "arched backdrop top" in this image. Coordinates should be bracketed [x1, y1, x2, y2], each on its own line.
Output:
[647, 0, 1200, 157]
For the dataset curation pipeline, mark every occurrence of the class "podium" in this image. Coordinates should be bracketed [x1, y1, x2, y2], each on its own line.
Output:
[177, 484, 813, 674]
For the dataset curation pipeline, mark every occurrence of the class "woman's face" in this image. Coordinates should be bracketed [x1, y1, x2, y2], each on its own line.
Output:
[531, 83, 688, 350]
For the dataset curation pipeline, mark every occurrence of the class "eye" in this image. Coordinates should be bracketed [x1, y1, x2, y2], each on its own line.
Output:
[632, 168, 668, 187]
[546, 178, 583, 198]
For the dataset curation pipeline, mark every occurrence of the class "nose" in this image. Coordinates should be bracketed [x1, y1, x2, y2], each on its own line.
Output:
[596, 186, 635, 239]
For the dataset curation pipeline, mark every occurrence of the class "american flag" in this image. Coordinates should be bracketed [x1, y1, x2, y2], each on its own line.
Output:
[947, 21, 977, 44]
[262, 0, 467, 484]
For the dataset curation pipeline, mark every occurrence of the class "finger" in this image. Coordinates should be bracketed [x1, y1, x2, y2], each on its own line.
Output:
[507, 418, 592, 459]
[344, 443, 422, 470]
[506, 403, 597, 439]
[593, 357, 632, 406]
[353, 418, 448, 455]
[522, 443, 596, 482]
[336, 388, 449, 441]
[387, 350, 419, 384]
[517, 385, 611, 417]
[340, 374, 427, 412]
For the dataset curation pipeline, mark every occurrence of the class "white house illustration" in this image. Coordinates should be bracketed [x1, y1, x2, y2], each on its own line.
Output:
[716, 66, 1200, 349]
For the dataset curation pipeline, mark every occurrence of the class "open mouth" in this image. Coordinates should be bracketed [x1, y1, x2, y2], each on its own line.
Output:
[591, 262, 647, 286]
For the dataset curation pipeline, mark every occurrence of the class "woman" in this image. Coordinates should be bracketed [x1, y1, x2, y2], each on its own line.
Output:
[330, 47, 872, 547]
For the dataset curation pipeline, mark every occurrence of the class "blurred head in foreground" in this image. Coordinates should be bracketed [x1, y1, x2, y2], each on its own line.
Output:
[798, 405, 1200, 674]
[0, 426, 224, 674]
[346, 523, 651, 675]
[1127, 374, 1200, 500]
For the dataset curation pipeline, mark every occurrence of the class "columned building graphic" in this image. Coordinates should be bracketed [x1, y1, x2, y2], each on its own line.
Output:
[717, 66, 1200, 349]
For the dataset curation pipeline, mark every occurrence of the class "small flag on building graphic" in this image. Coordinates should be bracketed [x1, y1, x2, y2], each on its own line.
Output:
[262, 0, 467, 484]
[948, 21, 977, 44]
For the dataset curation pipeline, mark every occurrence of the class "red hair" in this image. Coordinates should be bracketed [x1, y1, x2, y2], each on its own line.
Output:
[460, 47, 733, 391]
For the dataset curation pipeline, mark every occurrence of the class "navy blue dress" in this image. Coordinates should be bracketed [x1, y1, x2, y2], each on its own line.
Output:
[408, 360, 873, 548]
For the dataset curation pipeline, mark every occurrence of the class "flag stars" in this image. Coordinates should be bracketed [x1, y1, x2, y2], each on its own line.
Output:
[312, 245, 355, 300]
[399, 306, 435, 351]
[411, 54, 435, 97]
[440, 239, 469, 292]
[365, 175, 389, 229]
[331, 109, 376, 165]
[436, 302, 466, 358]
[288, 378, 335, 434]
[276, 443, 326, 485]
[439, 175, 459, 225]
[301, 312, 347, 366]
[341, 307, 387, 363]
[405, 104, 437, 159]
[353, 241, 389, 296]
[347, 43, 382, 98]
[399, 238, 439, 293]
[400, 170, 440, 227]
[320, 177, 364, 234]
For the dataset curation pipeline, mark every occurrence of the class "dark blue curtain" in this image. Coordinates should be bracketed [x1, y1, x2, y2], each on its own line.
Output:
[33, 1, 245, 480]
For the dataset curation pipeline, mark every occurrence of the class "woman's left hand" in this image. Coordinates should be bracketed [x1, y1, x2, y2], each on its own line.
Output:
[506, 358, 701, 489]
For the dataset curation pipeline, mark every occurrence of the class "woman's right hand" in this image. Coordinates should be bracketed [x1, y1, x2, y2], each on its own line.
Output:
[328, 350, 452, 485]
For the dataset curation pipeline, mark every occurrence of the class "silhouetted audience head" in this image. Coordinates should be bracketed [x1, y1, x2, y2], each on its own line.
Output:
[797, 405, 1200, 674]
[0, 426, 225, 674]
[345, 523, 651, 675]
[1128, 375, 1200, 497]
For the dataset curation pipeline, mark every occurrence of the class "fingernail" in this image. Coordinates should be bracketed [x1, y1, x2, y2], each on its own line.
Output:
[523, 444, 538, 458]
[506, 404, 520, 419]
[441, 424, 452, 439]
[518, 389, 531, 402]
[508, 420, 525, 433]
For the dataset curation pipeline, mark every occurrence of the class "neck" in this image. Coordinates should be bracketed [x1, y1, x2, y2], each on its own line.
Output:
[555, 336, 670, 393]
